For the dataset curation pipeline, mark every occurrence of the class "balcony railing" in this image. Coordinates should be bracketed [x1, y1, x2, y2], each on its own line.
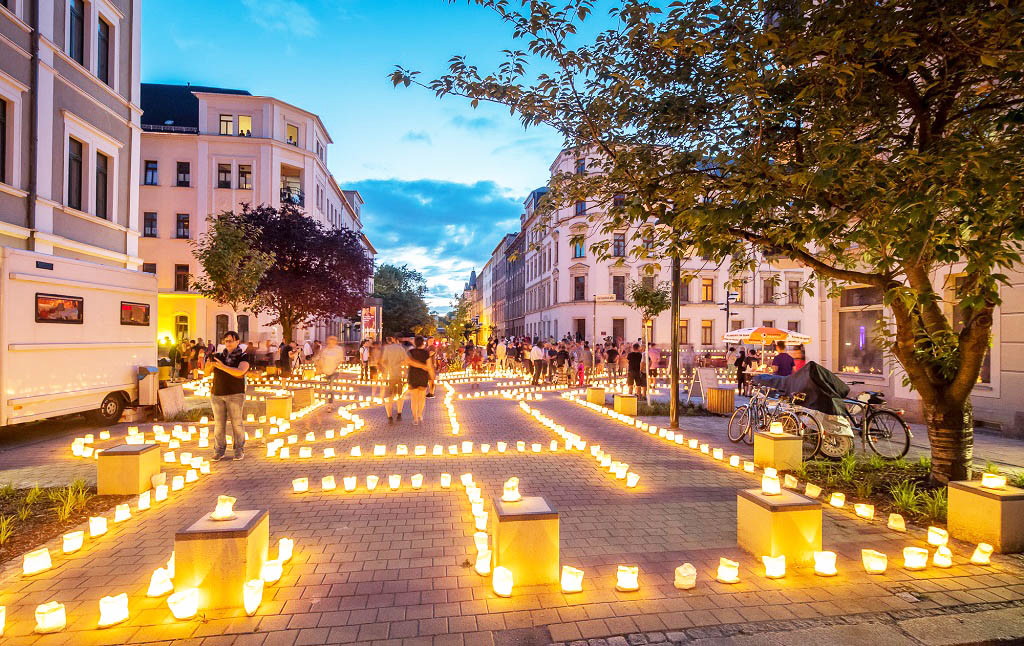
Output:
[280, 187, 304, 207]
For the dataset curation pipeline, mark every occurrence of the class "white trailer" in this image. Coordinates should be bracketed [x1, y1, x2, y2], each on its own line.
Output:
[0, 247, 158, 427]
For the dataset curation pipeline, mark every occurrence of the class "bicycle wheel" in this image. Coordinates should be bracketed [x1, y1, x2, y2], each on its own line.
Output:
[728, 405, 751, 444]
[777, 411, 822, 459]
[866, 410, 911, 458]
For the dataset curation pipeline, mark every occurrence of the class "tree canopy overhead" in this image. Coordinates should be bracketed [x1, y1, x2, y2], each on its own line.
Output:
[393, 0, 1024, 482]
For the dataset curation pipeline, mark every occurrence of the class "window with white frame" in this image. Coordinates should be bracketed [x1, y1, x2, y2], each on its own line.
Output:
[68, 0, 85, 65]
[66, 0, 121, 90]
[838, 286, 884, 375]
[0, 77, 25, 189]
[238, 164, 252, 189]
[238, 115, 252, 136]
[219, 115, 233, 135]
[64, 112, 122, 221]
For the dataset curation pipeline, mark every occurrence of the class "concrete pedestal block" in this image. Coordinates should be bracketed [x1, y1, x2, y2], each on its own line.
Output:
[737, 488, 821, 565]
[288, 387, 314, 408]
[705, 387, 735, 414]
[753, 432, 804, 472]
[265, 365, 280, 376]
[97, 444, 161, 495]
[493, 496, 559, 586]
[948, 480, 1024, 553]
[587, 387, 606, 406]
[175, 509, 269, 610]
[265, 395, 292, 421]
[613, 394, 637, 416]
[301, 368, 316, 381]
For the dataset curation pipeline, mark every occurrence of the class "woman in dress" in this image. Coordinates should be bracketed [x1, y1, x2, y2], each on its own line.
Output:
[407, 336, 434, 424]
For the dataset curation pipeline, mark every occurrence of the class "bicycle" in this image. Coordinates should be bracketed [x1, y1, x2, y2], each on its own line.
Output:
[820, 381, 911, 459]
[728, 386, 822, 459]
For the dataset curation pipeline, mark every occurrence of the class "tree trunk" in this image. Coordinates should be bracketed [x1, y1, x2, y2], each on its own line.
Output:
[281, 317, 294, 343]
[920, 394, 974, 484]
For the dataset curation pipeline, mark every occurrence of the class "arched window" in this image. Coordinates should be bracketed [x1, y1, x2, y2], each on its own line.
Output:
[215, 314, 229, 342]
[237, 315, 250, 342]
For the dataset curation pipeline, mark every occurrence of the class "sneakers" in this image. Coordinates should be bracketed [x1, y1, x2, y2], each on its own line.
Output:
[234, 450, 244, 461]
[426, 393, 435, 398]
[387, 416, 394, 425]
[396, 412, 402, 421]
[213, 453, 228, 462]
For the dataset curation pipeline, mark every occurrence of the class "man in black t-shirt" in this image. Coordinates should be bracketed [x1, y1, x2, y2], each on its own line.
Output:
[204, 331, 251, 461]
[626, 343, 646, 397]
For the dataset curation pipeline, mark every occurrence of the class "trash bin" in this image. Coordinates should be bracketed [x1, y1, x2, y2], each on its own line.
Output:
[138, 366, 159, 406]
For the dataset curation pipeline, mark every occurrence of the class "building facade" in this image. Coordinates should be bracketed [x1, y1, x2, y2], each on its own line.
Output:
[1, 0, 144, 269]
[504, 230, 525, 338]
[137, 83, 373, 349]
[488, 234, 512, 337]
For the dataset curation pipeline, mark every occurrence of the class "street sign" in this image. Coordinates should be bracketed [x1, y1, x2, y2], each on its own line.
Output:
[594, 293, 617, 302]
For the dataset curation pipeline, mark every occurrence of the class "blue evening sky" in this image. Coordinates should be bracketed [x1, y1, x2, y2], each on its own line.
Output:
[142, 0, 569, 309]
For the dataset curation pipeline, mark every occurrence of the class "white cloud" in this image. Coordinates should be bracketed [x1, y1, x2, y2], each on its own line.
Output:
[241, 0, 318, 37]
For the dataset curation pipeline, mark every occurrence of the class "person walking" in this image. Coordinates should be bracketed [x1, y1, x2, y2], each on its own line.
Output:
[407, 336, 434, 424]
[379, 336, 408, 424]
[317, 335, 346, 402]
[735, 349, 749, 396]
[770, 341, 796, 377]
[792, 344, 807, 372]
[529, 341, 546, 385]
[358, 340, 370, 380]
[626, 343, 646, 398]
[279, 339, 293, 377]
[605, 344, 619, 379]
[204, 331, 251, 461]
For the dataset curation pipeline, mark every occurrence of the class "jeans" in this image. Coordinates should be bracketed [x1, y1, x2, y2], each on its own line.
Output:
[531, 361, 545, 385]
[211, 393, 245, 456]
[360, 361, 369, 380]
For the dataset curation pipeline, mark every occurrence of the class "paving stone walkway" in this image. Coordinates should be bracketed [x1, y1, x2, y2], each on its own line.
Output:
[0, 376, 1021, 645]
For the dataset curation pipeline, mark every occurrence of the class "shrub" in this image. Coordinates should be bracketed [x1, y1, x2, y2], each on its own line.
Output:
[24, 485, 43, 505]
[890, 479, 923, 516]
[921, 488, 948, 522]
[0, 515, 13, 545]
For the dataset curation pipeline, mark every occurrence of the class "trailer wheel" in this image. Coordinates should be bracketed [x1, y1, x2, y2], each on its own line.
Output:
[90, 393, 126, 425]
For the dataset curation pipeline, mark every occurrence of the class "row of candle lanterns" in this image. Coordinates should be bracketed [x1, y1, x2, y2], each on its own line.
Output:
[291, 472, 473, 493]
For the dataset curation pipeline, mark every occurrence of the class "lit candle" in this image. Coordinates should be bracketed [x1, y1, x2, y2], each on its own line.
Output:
[155, 484, 169, 502]
[762, 554, 786, 579]
[481, 443, 490, 453]
[813, 551, 837, 576]
[23, 548, 52, 576]
[261, 559, 283, 584]
[323, 448, 335, 458]
[298, 447, 312, 458]
[887, 513, 906, 531]
[243, 579, 264, 616]
[89, 516, 108, 537]
[829, 492, 845, 507]
[185, 469, 198, 483]
[147, 567, 173, 597]
[433, 445, 443, 455]
[322, 475, 336, 491]
[34, 601, 66, 634]
[493, 566, 513, 597]
[713, 448, 724, 460]
[716, 557, 740, 583]
[98, 592, 129, 628]
[460, 473, 474, 487]
[351, 446, 362, 457]
[927, 526, 948, 546]
[167, 588, 199, 620]
[561, 565, 584, 593]
[673, 563, 697, 589]
[278, 537, 294, 563]
[729, 455, 740, 468]
[440, 473, 452, 488]
[397, 444, 409, 455]
[981, 473, 1007, 490]
[114, 504, 131, 523]
[861, 549, 887, 574]
[761, 474, 781, 496]
[854, 503, 875, 520]
[62, 531, 84, 554]
[343, 476, 357, 492]
[411, 474, 424, 489]
[933, 545, 953, 568]
[769, 421, 784, 435]
[138, 490, 152, 511]
[474, 512, 488, 531]
[615, 565, 639, 591]
[172, 475, 184, 491]
[415, 445, 426, 456]
[388, 474, 401, 490]
[502, 477, 522, 502]
[903, 546, 929, 571]
[292, 478, 309, 493]
[517, 441, 526, 452]
[743, 461, 755, 473]
[498, 442, 507, 453]
[626, 472, 640, 488]
[366, 475, 379, 491]
[374, 445, 386, 456]
[971, 543, 993, 565]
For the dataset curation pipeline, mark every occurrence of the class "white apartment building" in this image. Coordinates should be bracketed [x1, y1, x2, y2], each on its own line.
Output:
[138, 83, 374, 349]
[520, 150, 820, 351]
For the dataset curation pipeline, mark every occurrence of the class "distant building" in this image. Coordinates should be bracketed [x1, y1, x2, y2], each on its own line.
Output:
[138, 83, 374, 349]
[504, 231, 526, 338]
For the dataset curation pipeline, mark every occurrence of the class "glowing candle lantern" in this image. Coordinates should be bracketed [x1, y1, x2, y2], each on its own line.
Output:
[762, 554, 786, 579]
[481, 444, 491, 453]
[548, 440, 558, 452]
[743, 461, 756, 473]
[561, 566, 584, 593]
[23, 548, 52, 576]
[769, 421, 785, 435]
[343, 476, 357, 492]
[305, 432, 316, 442]
[99, 430, 111, 440]
[475, 549, 492, 576]
[517, 441, 526, 452]
[501, 477, 521, 502]
[448, 445, 458, 455]
[474, 531, 489, 554]
[981, 473, 1007, 490]
[154, 484, 169, 502]
[433, 445, 443, 456]
[761, 474, 782, 496]
[164, 451, 176, 464]
[859, 549, 888, 574]
[729, 455, 740, 468]
[34, 601, 66, 633]
[854, 503, 875, 520]
[168, 439, 180, 449]
[933, 545, 953, 568]
[179, 451, 192, 465]
[971, 543, 993, 565]
[674, 563, 697, 589]
[278, 537, 294, 563]
[367, 475, 379, 491]
[185, 469, 198, 483]
[493, 566, 513, 597]
[167, 588, 199, 620]
[172, 475, 184, 491]
[498, 442, 507, 453]
[829, 492, 846, 508]
[614, 565, 639, 591]
[927, 526, 948, 546]
[440, 473, 452, 489]
[716, 557, 740, 583]
[322, 475, 337, 491]
[700, 444, 710, 455]
[244, 578, 264, 615]
[200, 416, 209, 424]
[888, 513, 906, 531]
[531, 443, 542, 453]
[325, 429, 335, 439]
[190, 457, 203, 469]
[411, 474, 424, 490]
[323, 448, 335, 458]
[292, 478, 309, 493]
[89, 516, 108, 537]
[62, 530, 84, 554]
[614, 463, 629, 479]
[146, 567, 173, 597]
[413, 445, 426, 456]
[713, 448, 724, 461]
[387, 474, 401, 490]
[98, 592, 129, 627]
[397, 444, 409, 455]
[351, 446, 361, 457]
[137, 490, 152, 511]
[373, 445, 386, 457]
[805, 483, 822, 499]
[462, 441, 473, 454]
[813, 551, 837, 576]
[299, 447, 312, 459]
[474, 512, 488, 530]
[764, 467, 777, 478]
[460, 473, 474, 487]
[114, 504, 131, 523]
[266, 444, 278, 458]
[903, 546, 929, 570]
[626, 472, 640, 488]
[287, 435, 298, 445]
[688, 439, 699, 449]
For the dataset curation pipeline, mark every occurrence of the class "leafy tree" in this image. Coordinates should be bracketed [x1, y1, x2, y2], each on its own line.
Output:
[394, 0, 1024, 483]
[237, 203, 373, 341]
[190, 213, 275, 330]
[373, 264, 433, 337]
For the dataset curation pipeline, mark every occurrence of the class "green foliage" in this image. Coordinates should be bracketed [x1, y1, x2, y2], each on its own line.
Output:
[1010, 472, 1024, 489]
[866, 454, 886, 471]
[373, 264, 434, 338]
[855, 476, 876, 500]
[628, 280, 672, 322]
[24, 485, 43, 505]
[921, 488, 948, 522]
[889, 480, 923, 516]
[983, 460, 1001, 474]
[51, 487, 77, 523]
[16, 505, 31, 521]
[0, 515, 13, 545]
[0, 483, 13, 499]
[918, 456, 932, 471]
[838, 453, 858, 483]
[191, 212, 274, 316]
[166, 405, 214, 423]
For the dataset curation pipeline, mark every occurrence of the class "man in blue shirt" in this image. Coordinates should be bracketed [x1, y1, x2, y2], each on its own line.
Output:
[771, 340, 796, 377]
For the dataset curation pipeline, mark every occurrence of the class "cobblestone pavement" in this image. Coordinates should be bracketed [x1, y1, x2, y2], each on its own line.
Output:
[0, 377, 1022, 645]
